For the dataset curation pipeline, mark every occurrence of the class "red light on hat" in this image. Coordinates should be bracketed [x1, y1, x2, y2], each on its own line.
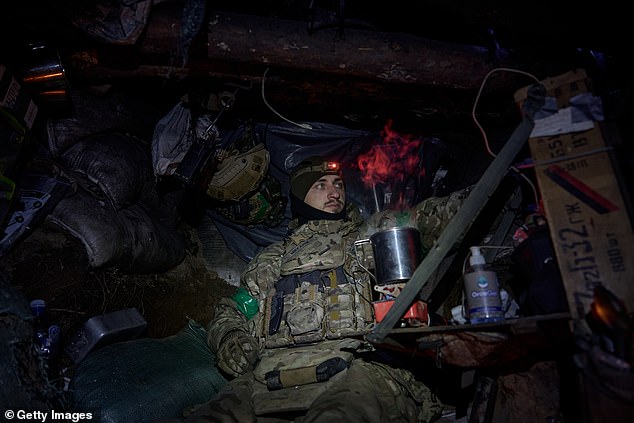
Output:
[324, 161, 339, 171]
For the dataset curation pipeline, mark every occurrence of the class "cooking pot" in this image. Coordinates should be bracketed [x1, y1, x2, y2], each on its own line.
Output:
[355, 226, 423, 285]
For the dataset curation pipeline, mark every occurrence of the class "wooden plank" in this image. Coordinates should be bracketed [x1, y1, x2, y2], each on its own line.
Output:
[519, 70, 634, 320]
[386, 312, 571, 336]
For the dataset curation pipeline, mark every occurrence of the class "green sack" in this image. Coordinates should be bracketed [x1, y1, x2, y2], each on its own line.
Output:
[69, 320, 227, 423]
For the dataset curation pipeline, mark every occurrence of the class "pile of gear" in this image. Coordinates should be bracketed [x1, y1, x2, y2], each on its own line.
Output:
[151, 94, 286, 229]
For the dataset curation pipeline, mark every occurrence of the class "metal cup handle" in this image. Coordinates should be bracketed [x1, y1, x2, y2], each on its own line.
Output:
[353, 238, 376, 283]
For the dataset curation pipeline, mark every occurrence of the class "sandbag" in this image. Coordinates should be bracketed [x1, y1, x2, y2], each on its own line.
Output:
[48, 188, 186, 273]
[46, 90, 162, 157]
[59, 132, 154, 210]
[69, 320, 227, 423]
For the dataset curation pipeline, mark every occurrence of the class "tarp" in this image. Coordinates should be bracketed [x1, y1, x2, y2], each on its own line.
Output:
[209, 121, 448, 262]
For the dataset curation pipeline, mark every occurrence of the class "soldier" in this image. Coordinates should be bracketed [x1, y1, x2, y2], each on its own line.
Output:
[166, 156, 471, 423]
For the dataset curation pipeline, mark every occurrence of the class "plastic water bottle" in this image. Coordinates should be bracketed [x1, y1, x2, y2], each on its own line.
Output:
[30, 299, 49, 350]
[463, 246, 504, 324]
[29, 299, 60, 360]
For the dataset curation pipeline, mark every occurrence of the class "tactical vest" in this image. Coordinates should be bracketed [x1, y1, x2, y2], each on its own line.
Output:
[262, 265, 375, 348]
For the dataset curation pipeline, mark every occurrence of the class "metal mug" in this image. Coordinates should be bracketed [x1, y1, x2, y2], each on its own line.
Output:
[354, 226, 423, 285]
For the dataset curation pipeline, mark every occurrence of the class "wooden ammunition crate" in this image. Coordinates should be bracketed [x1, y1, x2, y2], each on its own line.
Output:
[514, 69, 634, 320]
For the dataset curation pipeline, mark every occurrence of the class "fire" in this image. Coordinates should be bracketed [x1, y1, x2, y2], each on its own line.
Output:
[357, 120, 425, 209]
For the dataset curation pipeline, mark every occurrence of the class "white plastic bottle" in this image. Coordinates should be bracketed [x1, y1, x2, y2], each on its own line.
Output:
[463, 246, 504, 324]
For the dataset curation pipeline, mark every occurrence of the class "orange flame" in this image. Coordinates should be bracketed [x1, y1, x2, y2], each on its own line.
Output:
[357, 120, 425, 209]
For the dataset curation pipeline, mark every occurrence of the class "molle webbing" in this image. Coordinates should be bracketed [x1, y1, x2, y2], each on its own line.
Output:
[327, 269, 340, 322]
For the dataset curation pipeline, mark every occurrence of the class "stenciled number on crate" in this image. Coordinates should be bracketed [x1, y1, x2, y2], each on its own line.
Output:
[558, 208, 601, 296]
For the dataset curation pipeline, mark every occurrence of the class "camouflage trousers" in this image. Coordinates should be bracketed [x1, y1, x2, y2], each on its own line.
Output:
[162, 358, 443, 423]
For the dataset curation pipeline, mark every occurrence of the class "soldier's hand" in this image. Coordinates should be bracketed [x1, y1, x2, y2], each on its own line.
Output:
[217, 330, 259, 378]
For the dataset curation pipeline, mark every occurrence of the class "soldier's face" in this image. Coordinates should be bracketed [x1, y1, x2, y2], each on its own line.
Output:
[304, 174, 345, 213]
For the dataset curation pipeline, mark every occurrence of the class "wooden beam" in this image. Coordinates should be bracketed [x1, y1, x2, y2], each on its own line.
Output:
[138, 6, 526, 91]
[64, 5, 551, 126]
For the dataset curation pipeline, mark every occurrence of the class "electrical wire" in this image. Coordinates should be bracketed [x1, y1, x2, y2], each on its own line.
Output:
[472, 67, 540, 157]
[261, 68, 313, 130]
[471, 67, 542, 210]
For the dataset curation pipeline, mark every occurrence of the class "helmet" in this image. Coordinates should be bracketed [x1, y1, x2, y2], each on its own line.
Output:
[206, 143, 269, 201]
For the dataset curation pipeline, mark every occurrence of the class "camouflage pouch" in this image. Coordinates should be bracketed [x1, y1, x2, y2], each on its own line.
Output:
[286, 281, 326, 343]
[286, 301, 324, 336]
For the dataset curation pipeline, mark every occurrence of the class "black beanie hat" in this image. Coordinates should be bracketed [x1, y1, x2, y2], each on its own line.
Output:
[289, 156, 345, 223]
[290, 156, 341, 200]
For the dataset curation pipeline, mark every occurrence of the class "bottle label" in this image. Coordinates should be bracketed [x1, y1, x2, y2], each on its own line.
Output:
[463, 270, 504, 323]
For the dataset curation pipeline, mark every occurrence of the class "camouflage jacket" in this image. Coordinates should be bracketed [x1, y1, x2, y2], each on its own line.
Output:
[206, 186, 471, 356]
[208, 204, 372, 351]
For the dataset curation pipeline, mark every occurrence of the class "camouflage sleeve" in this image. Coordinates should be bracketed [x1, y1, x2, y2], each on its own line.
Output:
[206, 296, 249, 353]
[241, 241, 284, 298]
[357, 186, 472, 258]
[206, 241, 284, 351]
[414, 185, 473, 255]
[360, 208, 418, 237]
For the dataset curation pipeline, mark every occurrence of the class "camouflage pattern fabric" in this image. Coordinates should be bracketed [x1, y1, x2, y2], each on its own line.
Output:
[414, 185, 473, 255]
[162, 358, 442, 423]
[252, 338, 361, 385]
[214, 325, 259, 378]
[193, 189, 472, 422]
[301, 360, 443, 423]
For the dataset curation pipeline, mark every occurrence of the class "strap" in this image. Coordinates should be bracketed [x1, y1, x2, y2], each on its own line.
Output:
[264, 357, 348, 390]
